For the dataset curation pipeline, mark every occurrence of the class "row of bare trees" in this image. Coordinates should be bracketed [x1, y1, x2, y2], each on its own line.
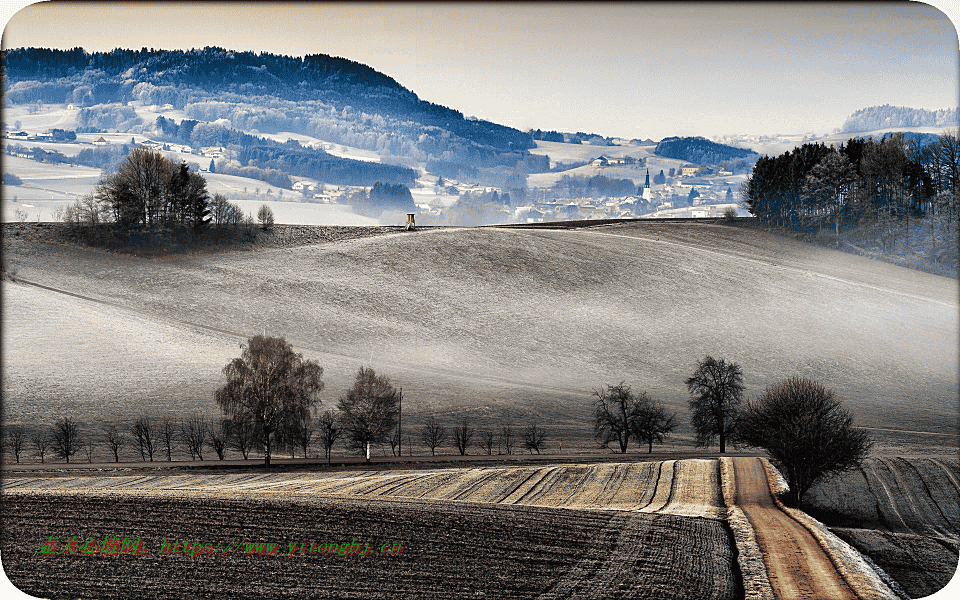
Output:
[1, 414, 245, 464]
[417, 418, 548, 456]
[3, 411, 552, 465]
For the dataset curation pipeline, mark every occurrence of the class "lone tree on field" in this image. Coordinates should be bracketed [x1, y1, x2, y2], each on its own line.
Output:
[686, 356, 744, 453]
[216, 336, 324, 467]
[337, 366, 399, 462]
[50, 417, 84, 463]
[419, 417, 446, 456]
[737, 377, 873, 507]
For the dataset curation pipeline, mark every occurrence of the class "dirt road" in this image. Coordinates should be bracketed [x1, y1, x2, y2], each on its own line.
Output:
[732, 457, 857, 600]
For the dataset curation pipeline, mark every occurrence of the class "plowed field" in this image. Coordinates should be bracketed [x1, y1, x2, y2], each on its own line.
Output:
[805, 457, 960, 597]
[1, 460, 740, 599]
[2, 459, 725, 519]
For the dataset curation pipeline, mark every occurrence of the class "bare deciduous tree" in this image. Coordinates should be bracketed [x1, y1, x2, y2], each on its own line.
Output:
[316, 410, 342, 465]
[476, 431, 495, 456]
[50, 417, 84, 463]
[216, 336, 324, 467]
[180, 413, 208, 461]
[686, 356, 744, 453]
[522, 423, 547, 455]
[737, 377, 873, 507]
[452, 419, 474, 456]
[419, 417, 446, 457]
[257, 204, 275, 231]
[31, 430, 51, 463]
[6, 425, 26, 464]
[226, 418, 256, 460]
[631, 397, 678, 454]
[159, 418, 176, 461]
[498, 425, 515, 455]
[337, 366, 398, 462]
[207, 419, 230, 460]
[131, 416, 156, 461]
[593, 382, 637, 453]
[102, 423, 126, 463]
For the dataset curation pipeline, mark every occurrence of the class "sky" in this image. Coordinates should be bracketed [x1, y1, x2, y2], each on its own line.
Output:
[1, 1, 958, 140]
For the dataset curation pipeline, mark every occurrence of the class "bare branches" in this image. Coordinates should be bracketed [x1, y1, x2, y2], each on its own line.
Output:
[476, 431, 495, 456]
[592, 382, 635, 453]
[102, 423, 126, 463]
[206, 419, 230, 460]
[30, 430, 50, 463]
[685, 356, 744, 453]
[225, 418, 256, 460]
[738, 376, 873, 507]
[498, 425, 515, 455]
[180, 413, 208, 461]
[159, 418, 176, 461]
[337, 366, 398, 461]
[5, 425, 26, 464]
[419, 417, 446, 457]
[316, 410, 342, 465]
[131, 415, 156, 461]
[452, 419, 474, 456]
[216, 335, 324, 467]
[630, 397, 678, 454]
[50, 417, 84, 464]
[522, 423, 547, 455]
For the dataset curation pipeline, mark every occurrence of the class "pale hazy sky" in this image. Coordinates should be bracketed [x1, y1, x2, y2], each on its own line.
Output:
[2, 1, 958, 140]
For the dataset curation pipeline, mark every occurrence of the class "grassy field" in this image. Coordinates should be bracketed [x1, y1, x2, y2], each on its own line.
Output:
[3, 221, 956, 458]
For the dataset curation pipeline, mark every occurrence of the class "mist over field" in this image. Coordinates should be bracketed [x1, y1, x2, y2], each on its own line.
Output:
[3, 221, 956, 455]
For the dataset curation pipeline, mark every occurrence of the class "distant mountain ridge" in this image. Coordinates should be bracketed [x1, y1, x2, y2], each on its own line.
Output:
[1, 46, 533, 152]
[841, 104, 958, 133]
[2, 46, 547, 190]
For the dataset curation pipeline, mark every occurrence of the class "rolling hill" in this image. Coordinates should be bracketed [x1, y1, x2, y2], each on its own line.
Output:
[3, 221, 956, 457]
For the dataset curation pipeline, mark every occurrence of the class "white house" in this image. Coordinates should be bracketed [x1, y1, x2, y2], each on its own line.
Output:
[680, 166, 699, 177]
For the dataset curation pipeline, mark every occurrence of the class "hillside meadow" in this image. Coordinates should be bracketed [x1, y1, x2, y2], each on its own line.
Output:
[2, 220, 956, 458]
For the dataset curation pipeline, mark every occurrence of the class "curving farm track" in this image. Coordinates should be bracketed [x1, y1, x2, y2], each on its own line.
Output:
[731, 457, 857, 600]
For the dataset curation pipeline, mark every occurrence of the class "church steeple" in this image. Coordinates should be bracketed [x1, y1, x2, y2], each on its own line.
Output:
[644, 169, 650, 189]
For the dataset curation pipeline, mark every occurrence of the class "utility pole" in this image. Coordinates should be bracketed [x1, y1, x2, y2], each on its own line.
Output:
[397, 388, 402, 457]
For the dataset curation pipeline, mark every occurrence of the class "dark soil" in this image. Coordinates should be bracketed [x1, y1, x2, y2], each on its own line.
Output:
[1, 491, 740, 600]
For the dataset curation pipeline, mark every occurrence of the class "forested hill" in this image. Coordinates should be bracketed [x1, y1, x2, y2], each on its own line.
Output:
[654, 136, 757, 164]
[1, 46, 534, 153]
[841, 105, 958, 133]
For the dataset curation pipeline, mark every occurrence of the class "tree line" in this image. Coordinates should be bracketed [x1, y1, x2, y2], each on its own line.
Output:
[3, 339, 872, 508]
[743, 131, 959, 272]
